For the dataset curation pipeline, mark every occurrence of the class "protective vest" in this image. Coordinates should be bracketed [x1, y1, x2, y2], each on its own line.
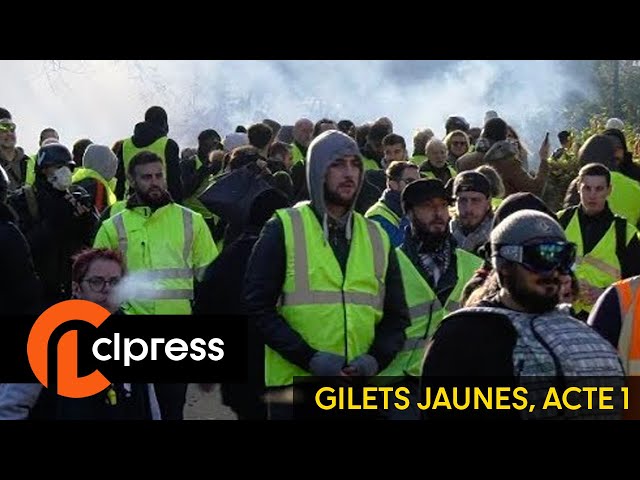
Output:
[266, 203, 390, 387]
[72, 167, 117, 209]
[121, 137, 168, 191]
[453, 306, 625, 419]
[291, 143, 305, 165]
[410, 154, 426, 166]
[612, 277, 640, 376]
[612, 277, 640, 420]
[610, 171, 640, 227]
[365, 200, 400, 227]
[375, 248, 482, 381]
[560, 208, 637, 314]
[491, 197, 503, 210]
[93, 203, 217, 314]
[422, 165, 457, 180]
[26, 154, 36, 185]
[362, 157, 381, 171]
[109, 200, 127, 217]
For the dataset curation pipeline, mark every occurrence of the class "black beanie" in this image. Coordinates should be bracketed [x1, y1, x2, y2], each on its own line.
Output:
[482, 118, 508, 143]
[491, 192, 557, 231]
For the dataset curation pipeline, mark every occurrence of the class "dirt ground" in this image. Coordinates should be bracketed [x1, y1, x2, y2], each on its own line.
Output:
[183, 383, 237, 420]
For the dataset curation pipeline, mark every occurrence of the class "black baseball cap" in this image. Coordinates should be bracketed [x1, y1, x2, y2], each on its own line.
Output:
[402, 178, 452, 213]
[453, 171, 491, 198]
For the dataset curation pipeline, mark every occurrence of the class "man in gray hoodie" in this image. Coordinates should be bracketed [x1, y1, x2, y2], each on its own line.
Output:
[244, 130, 409, 420]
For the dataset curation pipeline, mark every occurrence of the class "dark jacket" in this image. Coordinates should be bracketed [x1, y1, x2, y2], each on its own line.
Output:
[7, 179, 99, 308]
[114, 121, 183, 202]
[194, 228, 266, 419]
[180, 153, 222, 199]
[354, 169, 386, 214]
[0, 203, 43, 315]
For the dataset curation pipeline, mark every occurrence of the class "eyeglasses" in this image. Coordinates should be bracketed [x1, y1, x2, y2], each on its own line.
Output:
[496, 242, 576, 274]
[0, 123, 16, 133]
[82, 276, 121, 292]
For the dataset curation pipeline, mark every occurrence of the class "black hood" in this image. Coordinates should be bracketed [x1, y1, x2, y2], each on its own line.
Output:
[0, 202, 17, 223]
[132, 121, 167, 148]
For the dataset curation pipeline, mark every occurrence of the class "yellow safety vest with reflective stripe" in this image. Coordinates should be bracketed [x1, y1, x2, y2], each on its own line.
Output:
[291, 143, 305, 165]
[365, 200, 400, 227]
[266, 202, 390, 387]
[375, 247, 482, 381]
[122, 137, 168, 191]
[72, 167, 117, 207]
[26, 154, 36, 185]
[491, 197, 503, 210]
[93, 203, 217, 314]
[610, 171, 640, 227]
[562, 208, 638, 315]
[613, 277, 640, 376]
[422, 165, 457, 180]
[362, 157, 381, 171]
[109, 199, 127, 217]
[410, 155, 426, 166]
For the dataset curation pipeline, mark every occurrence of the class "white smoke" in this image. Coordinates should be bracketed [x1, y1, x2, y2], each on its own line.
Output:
[110, 270, 167, 309]
[3, 60, 592, 166]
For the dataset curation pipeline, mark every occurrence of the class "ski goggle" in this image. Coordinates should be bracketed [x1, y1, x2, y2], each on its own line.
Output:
[0, 122, 16, 133]
[496, 242, 577, 274]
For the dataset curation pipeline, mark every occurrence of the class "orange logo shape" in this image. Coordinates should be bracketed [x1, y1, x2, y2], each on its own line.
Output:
[27, 299, 112, 398]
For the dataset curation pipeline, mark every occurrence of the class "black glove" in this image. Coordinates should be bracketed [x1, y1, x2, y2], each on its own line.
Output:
[346, 354, 379, 377]
[308, 351, 346, 377]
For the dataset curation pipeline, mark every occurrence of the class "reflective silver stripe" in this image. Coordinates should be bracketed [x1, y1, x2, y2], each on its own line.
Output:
[402, 337, 428, 352]
[143, 268, 194, 280]
[409, 299, 443, 319]
[182, 208, 194, 264]
[365, 220, 385, 282]
[283, 290, 382, 309]
[409, 301, 435, 319]
[112, 214, 128, 258]
[285, 209, 384, 309]
[576, 256, 620, 279]
[134, 289, 194, 300]
[289, 208, 310, 293]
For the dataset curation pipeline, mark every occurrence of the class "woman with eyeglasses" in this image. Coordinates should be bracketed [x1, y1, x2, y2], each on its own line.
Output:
[70, 247, 124, 313]
[444, 130, 470, 168]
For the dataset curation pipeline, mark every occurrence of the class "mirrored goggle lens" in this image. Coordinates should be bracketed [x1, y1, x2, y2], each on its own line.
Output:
[520, 242, 576, 273]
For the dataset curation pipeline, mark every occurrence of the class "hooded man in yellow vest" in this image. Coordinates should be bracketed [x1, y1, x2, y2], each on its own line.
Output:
[72, 144, 118, 215]
[558, 162, 640, 321]
[113, 106, 183, 203]
[244, 129, 410, 420]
